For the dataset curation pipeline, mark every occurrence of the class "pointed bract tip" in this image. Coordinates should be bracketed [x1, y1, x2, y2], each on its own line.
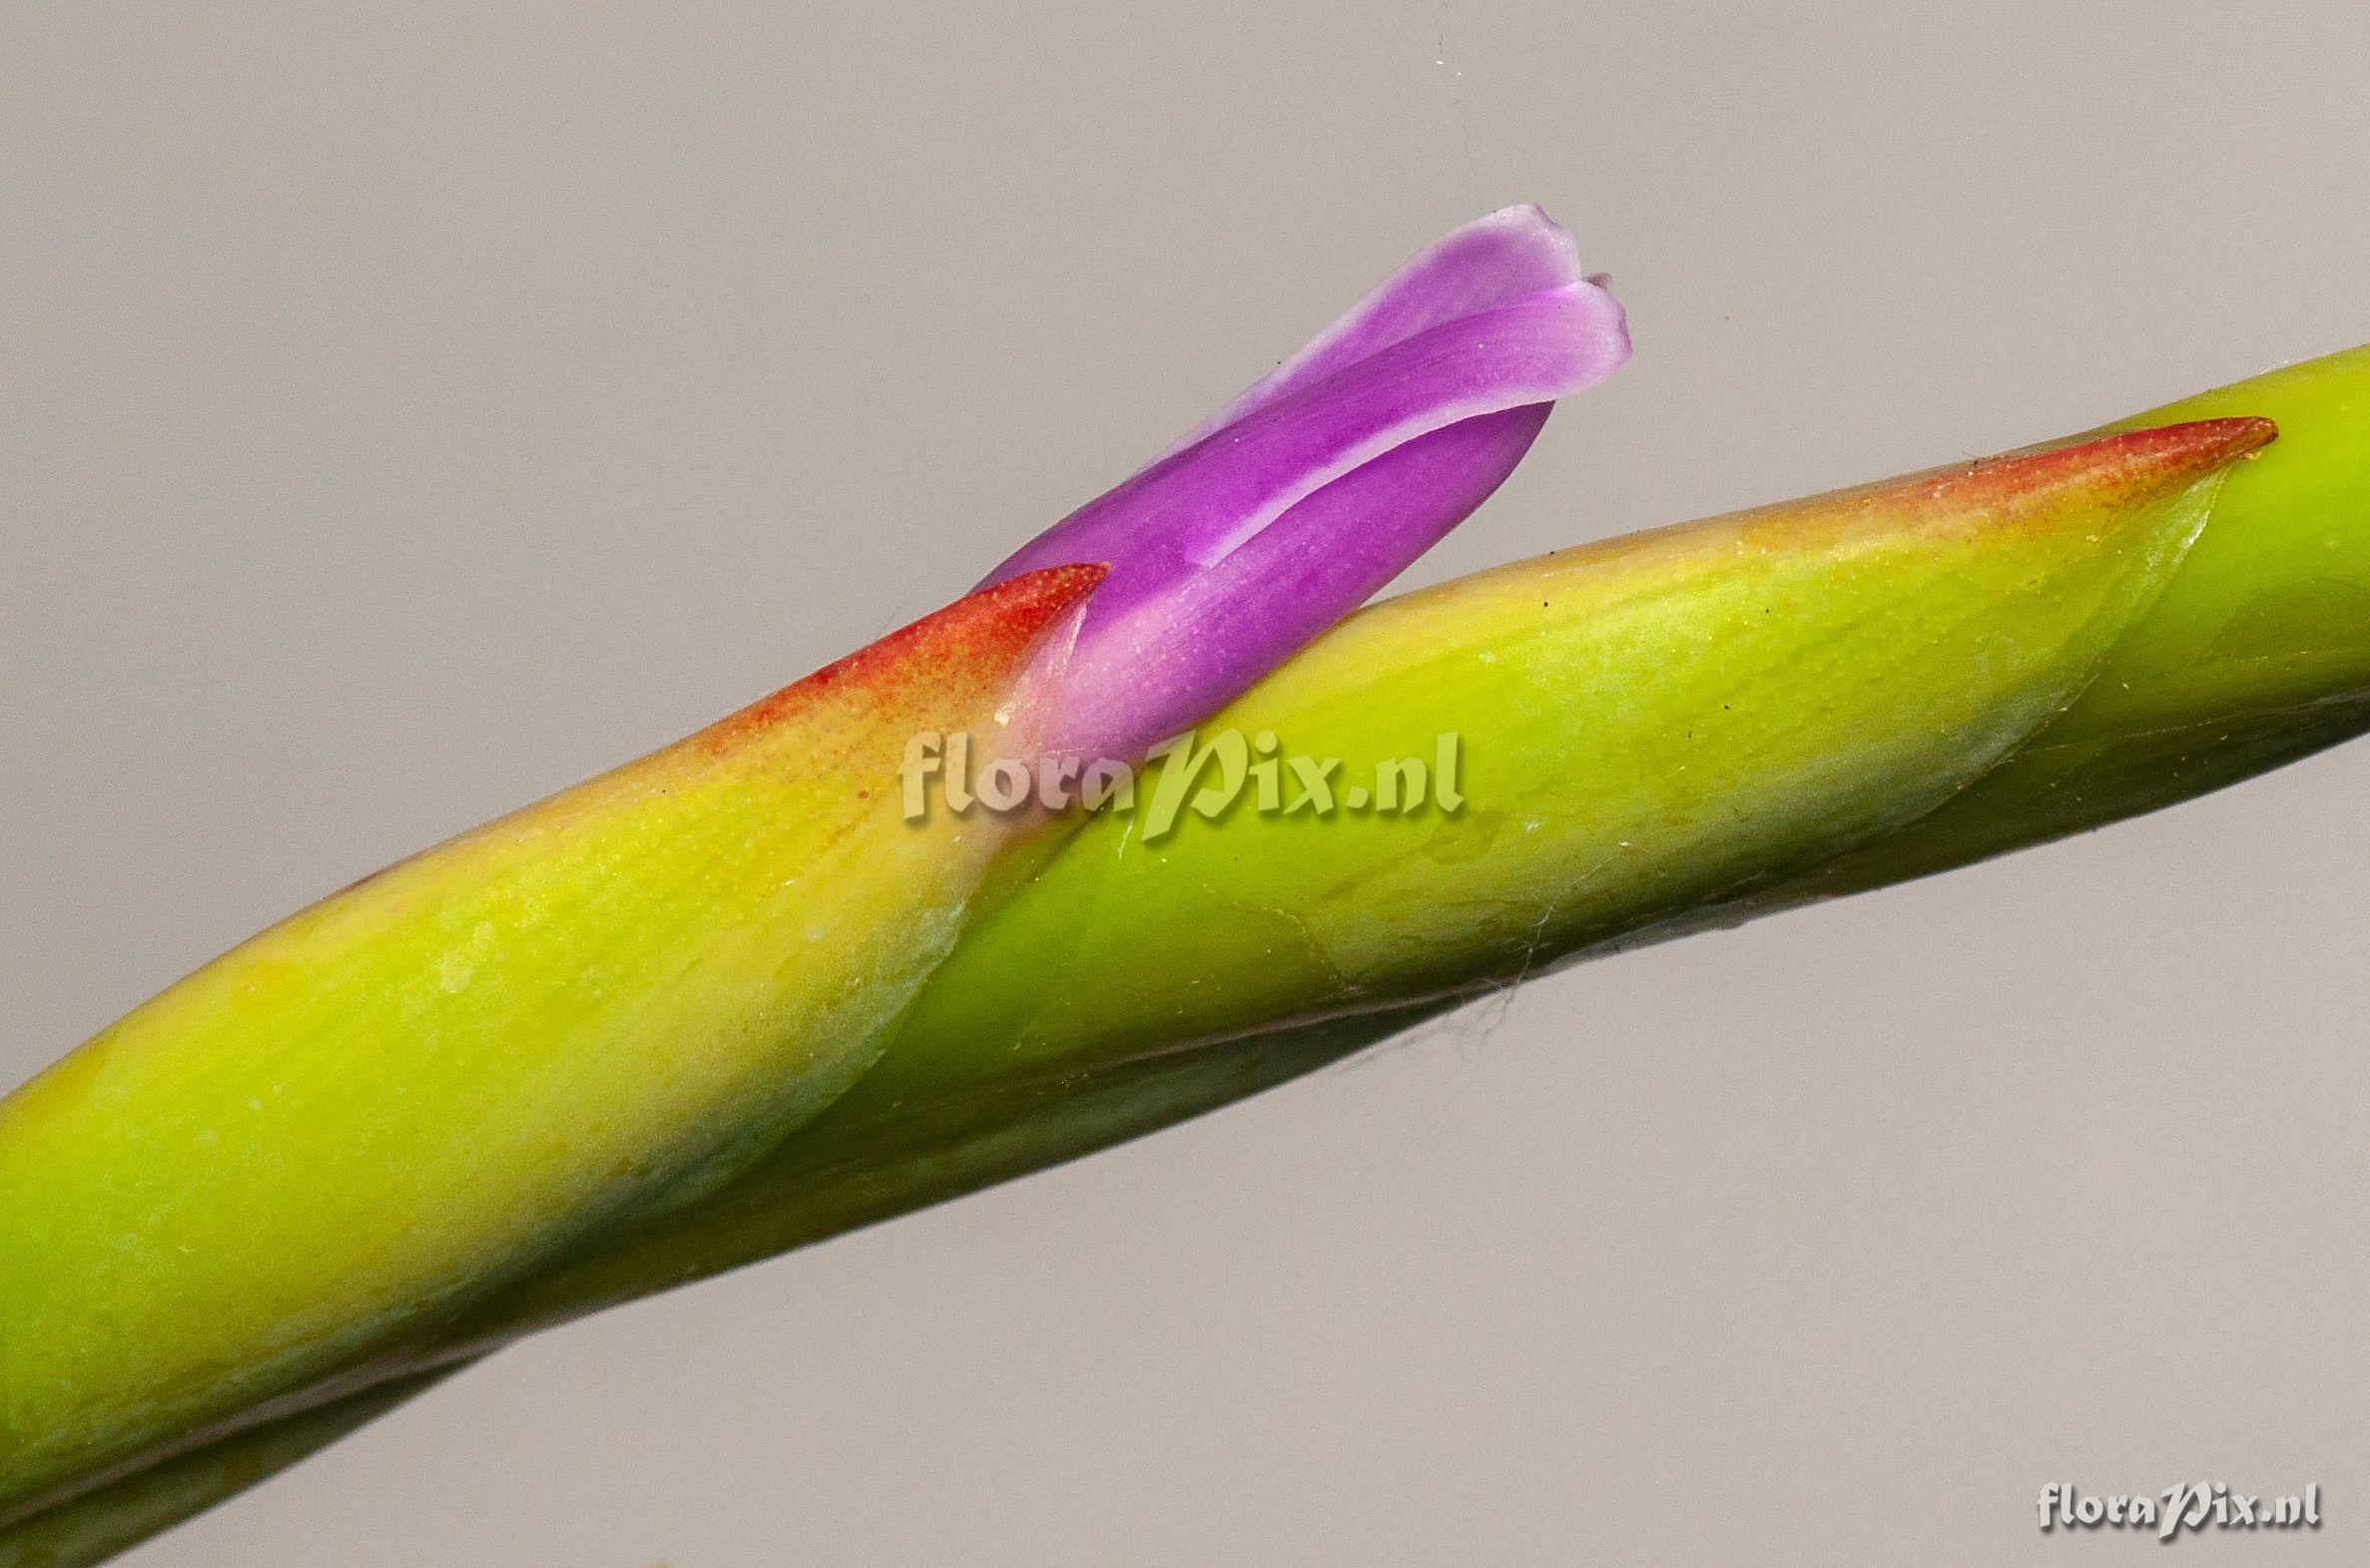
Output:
[1854, 418, 2281, 541]
[2110, 414, 2280, 476]
[696, 564, 1107, 757]
[1995, 417, 2278, 506]
[815, 562, 1109, 698]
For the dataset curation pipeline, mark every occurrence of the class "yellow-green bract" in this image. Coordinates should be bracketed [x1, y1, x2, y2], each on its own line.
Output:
[0, 564, 1108, 1530]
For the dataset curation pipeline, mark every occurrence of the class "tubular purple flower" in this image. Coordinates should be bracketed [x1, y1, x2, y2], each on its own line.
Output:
[982, 206, 1628, 764]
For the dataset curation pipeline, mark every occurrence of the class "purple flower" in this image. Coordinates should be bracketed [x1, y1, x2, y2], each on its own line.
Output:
[981, 206, 1628, 764]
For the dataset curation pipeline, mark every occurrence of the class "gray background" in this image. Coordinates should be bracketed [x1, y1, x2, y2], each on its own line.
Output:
[6, 3, 2367, 1563]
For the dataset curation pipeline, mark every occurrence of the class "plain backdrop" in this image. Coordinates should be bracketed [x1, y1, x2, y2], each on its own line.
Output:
[6, 4, 2368, 1564]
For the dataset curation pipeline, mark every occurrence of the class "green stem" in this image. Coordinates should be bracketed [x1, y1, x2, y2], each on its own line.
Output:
[11, 348, 2368, 1565]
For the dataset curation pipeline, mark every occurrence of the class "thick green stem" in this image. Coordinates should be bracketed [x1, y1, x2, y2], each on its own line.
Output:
[10, 349, 2368, 1564]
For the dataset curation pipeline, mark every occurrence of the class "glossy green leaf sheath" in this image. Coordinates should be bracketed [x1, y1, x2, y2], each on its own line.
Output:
[0, 563, 1106, 1523]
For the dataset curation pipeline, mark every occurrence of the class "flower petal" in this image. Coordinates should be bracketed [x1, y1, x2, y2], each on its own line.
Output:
[1165, 204, 1595, 453]
[980, 209, 1628, 761]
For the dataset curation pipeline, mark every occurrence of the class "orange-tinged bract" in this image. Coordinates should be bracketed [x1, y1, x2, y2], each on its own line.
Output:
[0, 564, 1104, 1521]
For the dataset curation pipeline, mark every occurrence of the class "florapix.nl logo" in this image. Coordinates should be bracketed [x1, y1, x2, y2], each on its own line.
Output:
[898, 729, 1465, 842]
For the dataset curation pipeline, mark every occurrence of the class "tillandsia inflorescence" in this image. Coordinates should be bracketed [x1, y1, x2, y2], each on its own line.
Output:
[8, 210, 2370, 1568]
